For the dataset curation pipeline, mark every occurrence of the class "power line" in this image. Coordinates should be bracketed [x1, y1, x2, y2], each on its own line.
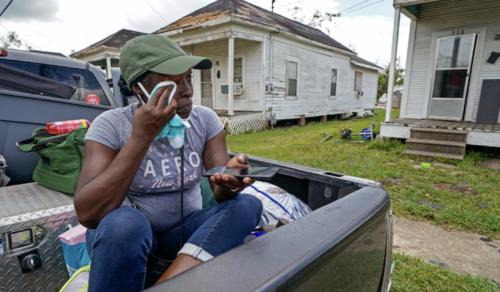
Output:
[342, 0, 385, 15]
[339, 0, 372, 14]
[0, 0, 13, 17]
[143, 0, 169, 25]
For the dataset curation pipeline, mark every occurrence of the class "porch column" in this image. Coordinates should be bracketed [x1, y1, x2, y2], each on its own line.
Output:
[385, 7, 401, 122]
[105, 55, 112, 80]
[227, 36, 235, 116]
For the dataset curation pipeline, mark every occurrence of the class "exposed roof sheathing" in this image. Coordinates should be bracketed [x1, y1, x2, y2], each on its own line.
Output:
[71, 29, 146, 58]
[155, 0, 354, 53]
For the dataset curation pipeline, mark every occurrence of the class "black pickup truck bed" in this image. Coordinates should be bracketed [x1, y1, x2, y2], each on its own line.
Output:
[150, 155, 392, 291]
[0, 155, 392, 292]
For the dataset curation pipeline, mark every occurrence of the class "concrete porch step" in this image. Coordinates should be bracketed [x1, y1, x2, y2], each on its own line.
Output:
[410, 128, 467, 143]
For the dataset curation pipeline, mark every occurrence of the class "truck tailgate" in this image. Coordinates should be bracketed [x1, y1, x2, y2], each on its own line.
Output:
[149, 186, 390, 291]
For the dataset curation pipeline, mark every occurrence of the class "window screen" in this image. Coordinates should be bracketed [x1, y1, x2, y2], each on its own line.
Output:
[234, 57, 243, 83]
[330, 69, 337, 96]
[354, 71, 363, 91]
[286, 60, 298, 97]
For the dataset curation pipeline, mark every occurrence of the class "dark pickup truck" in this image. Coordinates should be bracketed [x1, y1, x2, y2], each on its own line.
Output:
[0, 49, 393, 291]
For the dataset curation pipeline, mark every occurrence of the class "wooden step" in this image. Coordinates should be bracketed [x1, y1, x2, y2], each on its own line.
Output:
[406, 138, 465, 156]
[406, 138, 466, 147]
[410, 128, 467, 143]
[404, 149, 465, 160]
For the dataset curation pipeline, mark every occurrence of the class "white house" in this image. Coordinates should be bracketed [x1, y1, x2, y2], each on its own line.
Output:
[381, 0, 500, 158]
[71, 0, 381, 134]
[70, 29, 146, 79]
[156, 0, 381, 130]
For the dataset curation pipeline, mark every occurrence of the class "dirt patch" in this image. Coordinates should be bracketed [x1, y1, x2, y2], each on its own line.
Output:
[434, 162, 458, 170]
[393, 217, 500, 283]
[433, 182, 478, 196]
[418, 199, 444, 210]
[480, 159, 500, 171]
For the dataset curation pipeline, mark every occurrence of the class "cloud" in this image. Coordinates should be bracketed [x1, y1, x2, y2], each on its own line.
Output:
[327, 15, 410, 66]
[1, 0, 60, 22]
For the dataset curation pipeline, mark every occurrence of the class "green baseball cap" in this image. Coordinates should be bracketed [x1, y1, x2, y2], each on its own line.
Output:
[120, 34, 212, 86]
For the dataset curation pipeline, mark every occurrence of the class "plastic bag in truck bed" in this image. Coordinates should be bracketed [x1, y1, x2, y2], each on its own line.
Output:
[0, 154, 10, 187]
[58, 224, 91, 276]
[17, 127, 87, 194]
[243, 181, 312, 226]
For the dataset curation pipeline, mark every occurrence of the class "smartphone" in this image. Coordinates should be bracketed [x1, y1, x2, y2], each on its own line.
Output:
[137, 81, 177, 106]
[203, 166, 279, 181]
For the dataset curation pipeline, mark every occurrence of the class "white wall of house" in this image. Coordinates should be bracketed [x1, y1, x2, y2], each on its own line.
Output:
[166, 22, 378, 119]
[265, 33, 378, 120]
[401, 0, 500, 121]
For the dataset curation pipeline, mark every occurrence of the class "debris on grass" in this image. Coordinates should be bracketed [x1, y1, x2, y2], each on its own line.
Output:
[434, 162, 458, 169]
[479, 159, 500, 171]
[319, 133, 332, 143]
[428, 259, 449, 269]
[418, 199, 444, 210]
[382, 177, 403, 186]
[480, 237, 493, 242]
[433, 183, 478, 196]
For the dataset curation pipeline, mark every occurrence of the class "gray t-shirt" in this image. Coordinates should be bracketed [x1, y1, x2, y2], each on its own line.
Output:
[85, 104, 224, 232]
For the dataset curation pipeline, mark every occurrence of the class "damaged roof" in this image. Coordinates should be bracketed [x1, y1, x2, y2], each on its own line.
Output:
[154, 0, 354, 54]
[71, 29, 146, 58]
[351, 55, 384, 71]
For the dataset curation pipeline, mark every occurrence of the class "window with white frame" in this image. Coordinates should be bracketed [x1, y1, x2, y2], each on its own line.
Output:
[354, 71, 363, 92]
[286, 60, 298, 97]
[330, 68, 337, 96]
[200, 69, 212, 99]
[234, 57, 243, 84]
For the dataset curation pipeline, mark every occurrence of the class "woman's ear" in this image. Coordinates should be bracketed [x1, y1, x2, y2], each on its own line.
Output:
[131, 84, 142, 96]
[131, 83, 147, 105]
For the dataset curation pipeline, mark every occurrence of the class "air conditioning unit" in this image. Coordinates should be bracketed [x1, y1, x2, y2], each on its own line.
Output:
[234, 83, 243, 95]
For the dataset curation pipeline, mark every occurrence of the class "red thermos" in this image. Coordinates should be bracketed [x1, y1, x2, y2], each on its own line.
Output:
[45, 119, 90, 135]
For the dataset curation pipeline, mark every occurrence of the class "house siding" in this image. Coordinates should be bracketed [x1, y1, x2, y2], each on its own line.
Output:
[265, 34, 378, 120]
[403, 0, 500, 121]
[167, 22, 378, 120]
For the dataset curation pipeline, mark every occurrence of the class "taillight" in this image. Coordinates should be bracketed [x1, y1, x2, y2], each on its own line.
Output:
[0, 48, 7, 57]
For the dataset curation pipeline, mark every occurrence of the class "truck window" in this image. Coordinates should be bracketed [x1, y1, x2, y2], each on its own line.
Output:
[0, 59, 110, 106]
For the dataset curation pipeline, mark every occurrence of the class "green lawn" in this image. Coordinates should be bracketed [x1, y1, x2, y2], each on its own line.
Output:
[392, 253, 499, 291]
[227, 109, 500, 239]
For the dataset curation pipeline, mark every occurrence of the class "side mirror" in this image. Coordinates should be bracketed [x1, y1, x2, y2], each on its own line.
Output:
[106, 78, 113, 88]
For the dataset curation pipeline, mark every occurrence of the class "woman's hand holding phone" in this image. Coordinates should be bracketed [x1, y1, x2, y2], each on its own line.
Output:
[209, 154, 254, 194]
[131, 83, 178, 143]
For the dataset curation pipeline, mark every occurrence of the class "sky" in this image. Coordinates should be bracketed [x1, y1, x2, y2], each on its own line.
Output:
[0, 0, 410, 66]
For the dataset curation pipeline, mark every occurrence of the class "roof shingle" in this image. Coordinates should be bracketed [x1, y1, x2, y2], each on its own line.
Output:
[155, 0, 354, 53]
[71, 29, 146, 58]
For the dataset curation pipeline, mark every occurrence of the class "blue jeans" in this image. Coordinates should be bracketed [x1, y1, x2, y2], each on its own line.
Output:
[86, 194, 262, 292]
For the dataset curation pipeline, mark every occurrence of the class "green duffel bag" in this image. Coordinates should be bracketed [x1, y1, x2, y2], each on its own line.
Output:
[17, 127, 87, 194]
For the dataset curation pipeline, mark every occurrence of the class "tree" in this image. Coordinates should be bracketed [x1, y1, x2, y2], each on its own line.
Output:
[289, 6, 339, 36]
[377, 59, 404, 98]
[0, 31, 31, 50]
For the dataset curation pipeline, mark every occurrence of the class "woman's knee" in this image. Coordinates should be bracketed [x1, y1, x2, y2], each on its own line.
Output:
[93, 207, 152, 246]
[233, 194, 263, 225]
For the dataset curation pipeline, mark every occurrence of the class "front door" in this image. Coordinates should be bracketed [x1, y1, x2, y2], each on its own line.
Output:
[200, 68, 213, 108]
[428, 34, 477, 120]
